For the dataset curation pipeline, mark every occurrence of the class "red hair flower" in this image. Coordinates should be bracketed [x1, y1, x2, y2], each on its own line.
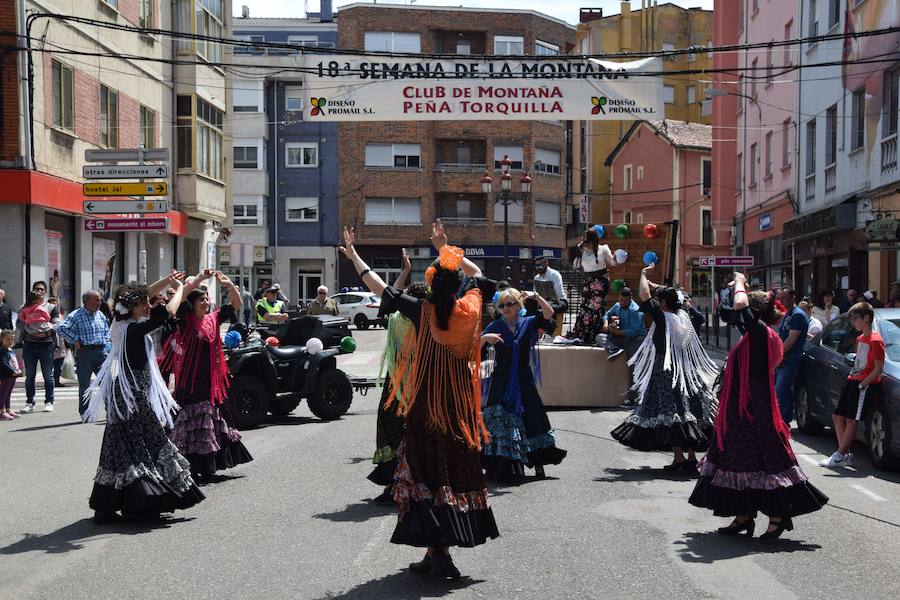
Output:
[437, 245, 465, 271]
[425, 266, 437, 286]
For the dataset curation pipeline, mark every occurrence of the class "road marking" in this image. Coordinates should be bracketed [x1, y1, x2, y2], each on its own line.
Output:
[851, 484, 887, 502]
[351, 517, 390, 569]
[798, 454, 820, 467]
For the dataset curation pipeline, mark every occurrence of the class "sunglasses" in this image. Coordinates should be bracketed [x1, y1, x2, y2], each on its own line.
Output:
[497, 301, 518, 309]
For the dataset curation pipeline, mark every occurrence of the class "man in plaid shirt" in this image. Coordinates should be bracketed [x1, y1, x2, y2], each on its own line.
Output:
[55, 291, 110, 417]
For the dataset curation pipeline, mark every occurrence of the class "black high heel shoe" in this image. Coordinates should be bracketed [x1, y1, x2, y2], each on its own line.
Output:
[759, 517, 793, 541]
[408, 553, 432, 575]
[716, 518, 755, 536]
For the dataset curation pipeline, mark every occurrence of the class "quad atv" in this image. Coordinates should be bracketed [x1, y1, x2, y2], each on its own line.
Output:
[226, 315, 355, 428]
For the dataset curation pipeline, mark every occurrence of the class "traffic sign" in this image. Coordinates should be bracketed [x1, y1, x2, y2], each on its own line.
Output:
[83, 182, 168, 197]
[85, 148, 169, 162]
[83, 200, 169, 214]
[82, 164, 169, 179]
[699, 256, 755, 267]
[84, 218, 168, 232]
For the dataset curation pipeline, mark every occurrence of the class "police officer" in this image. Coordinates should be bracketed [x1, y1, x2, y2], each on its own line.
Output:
[256, 286, 289, 327]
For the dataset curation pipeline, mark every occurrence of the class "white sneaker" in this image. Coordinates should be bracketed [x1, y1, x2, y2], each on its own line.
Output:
[819, 451, 846, 468]
[844, 453, 854, 467]
[20, 404, 34, 413]
[43, 404, 54, 412]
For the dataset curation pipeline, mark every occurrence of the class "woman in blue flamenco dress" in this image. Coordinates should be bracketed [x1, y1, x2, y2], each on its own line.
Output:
[481, 287, 567, 483]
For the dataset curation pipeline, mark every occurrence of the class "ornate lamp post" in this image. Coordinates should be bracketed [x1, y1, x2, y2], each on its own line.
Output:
[481, 155, 531, 280]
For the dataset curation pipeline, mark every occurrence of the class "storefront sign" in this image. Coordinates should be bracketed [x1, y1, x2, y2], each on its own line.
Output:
[698, 256, 755, 267]
[429, 246, 562, 259]
[84, 218, 168, 231]
[782, 203, 856, 242]
[758, 212, 773, 231]
[302, 55, 663, 121]
[865, 217, 900, 242]
[83, 182, 168, 197]
[579, 195, 590, 224]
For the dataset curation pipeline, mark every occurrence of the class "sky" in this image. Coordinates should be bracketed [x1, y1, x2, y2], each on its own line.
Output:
[233, 0, 715, 27]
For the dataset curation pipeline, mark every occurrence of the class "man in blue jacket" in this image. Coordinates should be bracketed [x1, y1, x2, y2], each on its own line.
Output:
[603, 287, 646, 361]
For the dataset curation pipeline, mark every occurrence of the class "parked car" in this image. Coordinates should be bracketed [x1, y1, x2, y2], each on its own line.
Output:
[796, 308, 900, 470]
[330, 292, 383, 330]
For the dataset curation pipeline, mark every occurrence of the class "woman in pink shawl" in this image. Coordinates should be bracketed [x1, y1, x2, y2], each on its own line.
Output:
[164, 270, 253, 479]
[689, 272, 827, 541]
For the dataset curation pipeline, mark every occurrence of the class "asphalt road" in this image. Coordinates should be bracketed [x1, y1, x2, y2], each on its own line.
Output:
[2, 327, 900, 600]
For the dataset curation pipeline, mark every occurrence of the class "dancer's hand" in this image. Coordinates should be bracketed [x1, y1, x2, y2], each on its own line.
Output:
[216, 272, 234, 288]
[641, 264, 655, 275]
[401, 248, 411, 271]
[430, 220, 447, 250]
[482, 333, 503, 346]
[338, 226, 357, 259]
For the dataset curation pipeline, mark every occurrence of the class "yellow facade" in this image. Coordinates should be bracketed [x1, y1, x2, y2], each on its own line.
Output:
[576, 1, 713, 224]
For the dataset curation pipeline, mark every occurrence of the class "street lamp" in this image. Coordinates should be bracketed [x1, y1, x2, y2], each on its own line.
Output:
[481, 155, 531, 280]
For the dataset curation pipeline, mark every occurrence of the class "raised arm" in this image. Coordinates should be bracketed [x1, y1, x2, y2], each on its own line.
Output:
[185, 268, 213, 293]
[216, 271, 242, 311]
[638, 264, 656, 303]
[149, 270, 182, 298]
[166, 278, 185, 319]
[731, 272, 749, 311]
[431, 219, 481, 278]
[339, 227, 389, 297]
[526, 290, 555, 321]
[393, 248, 412, 289]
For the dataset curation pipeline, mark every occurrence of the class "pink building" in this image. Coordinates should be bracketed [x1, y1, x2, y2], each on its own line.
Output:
[731, 0, 798, 289]
[606, 119, 729, 302]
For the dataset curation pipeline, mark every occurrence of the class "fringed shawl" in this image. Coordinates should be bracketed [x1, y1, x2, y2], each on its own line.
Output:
[377, 311, 413, 399]
[715, 321, 791, 452]
[163, 309, 230, 405]
[82, 318, 179, 427]
[628, 309, 718, 403]
[386, 288, 489, 450]
[481, 316, 542, 416]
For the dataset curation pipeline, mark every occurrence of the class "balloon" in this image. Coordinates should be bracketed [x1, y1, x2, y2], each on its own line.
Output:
[611, 279, 626, 293]
[615, 224, 630, 238]
[614, 248, 629, 264]
[643, 223, 660, 238]
[592, 224, 605, 238]
[643, 251, 658, 266]
[265, 336, 280, 347]
[340, 336, 357, 353]
[223, 330, 242, 349]
[306, 337, 324, 355]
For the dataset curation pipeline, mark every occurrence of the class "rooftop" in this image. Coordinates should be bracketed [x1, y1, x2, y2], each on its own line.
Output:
[336, 3, 576, 30]
[605, 119, 711, 165]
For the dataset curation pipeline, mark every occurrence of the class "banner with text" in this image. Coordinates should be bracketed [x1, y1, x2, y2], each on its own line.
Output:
[302, 55, 664, 121]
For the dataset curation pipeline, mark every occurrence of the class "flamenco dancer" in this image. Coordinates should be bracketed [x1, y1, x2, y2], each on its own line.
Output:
[611, 264, 718, 470]
[481, 287, 567, 482]
[340, 221, 499, 580]
[84, 272, 205, 523]
[163, 270, 253, 479]
[566, 227, 616, 343]
[689, 273, 828, 540]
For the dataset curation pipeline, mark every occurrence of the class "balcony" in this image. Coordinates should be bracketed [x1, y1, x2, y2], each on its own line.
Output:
[824, 164, 836, 198]
[883, 134, 898, 175]
[433, 162, 488, 172]
[433, 31, 487, 55]
[435, 193, 487, 225]
[434, 139, 487, 173]
[805, 174, 816, 203]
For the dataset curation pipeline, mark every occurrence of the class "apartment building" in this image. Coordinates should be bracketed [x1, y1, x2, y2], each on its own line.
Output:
[335, 3, 576, 288]
[227, 5, 339, 302]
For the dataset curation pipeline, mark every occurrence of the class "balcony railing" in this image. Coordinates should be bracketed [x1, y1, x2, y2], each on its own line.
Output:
[824, 164, 836, 197]
[882, 134, 898, 175]
[434, 163, 488, 172]
[805, 173, 816, 203]
[435, 216, 487, 225]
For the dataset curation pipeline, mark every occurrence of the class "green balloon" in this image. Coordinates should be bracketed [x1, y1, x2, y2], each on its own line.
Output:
[340, 336, 357, 353]
[615, 224, 630, 238]
[611, 279, 626, 292]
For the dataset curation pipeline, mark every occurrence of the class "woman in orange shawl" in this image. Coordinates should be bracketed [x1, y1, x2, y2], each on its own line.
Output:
[339, 221, 498, 580]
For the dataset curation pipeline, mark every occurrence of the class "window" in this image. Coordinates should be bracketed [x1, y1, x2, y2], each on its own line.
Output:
[702, 158, 712, 195]
[687, 86, 696, 104]
[636, 213, 644, 224]
[140, 0, 154, 28]
[624, 210, 632, 224]
[749, 142, 758, 186]
[806, 119, 817, 175]
[176, 0, 223, 62]
[494, 35, 524, 55]
[661, 42, 675, 52]
[534, 148, 561, 175]
[177, 95, 192, 169]
[766, 42, 774, 83]
[637, 165, 645, 180]
[233, 195, 263, 226]
[851, 87, 865, 150]
[364, 143, 421, 168]
[233, 79, 263, 112]
[782, 119, 791, 167]
[51, 60, 74, 131]
[100, 85, 118, 148]
[457, 40, 470, 55]
[737, 152, 743, 191]
[752, 0, 759, 12]
[784, 20, 793, 65]
[196, 97, 223, 179]
[140, 106, 155, 149]
[287, 35, 318, 49]
[365, 198, 421, 225]
[663, 85, 675, 104]
[493, 201, 524, 224]
[101, 0, 118, 8]
[765, 130, 774, 177]
[286, 142, 318, 168]
[808, 0, 819, 41]
[285, 86, 303, 112]
[827, 0, 840, 30]
[821, 317, 853, 353]
[535, 201, 560, 226]
[701, 208, 714, 246]
[738, 0, 744, 30]
[750, 58, 758, 96]
[623, 165, 633, 191]
[825, 104, 838, 165]
[364, 32, 421, 52]
[494, 145, 523, 170]
[535, 40, 559, 56]
[234, 146, 258, 169]
[885, 69, 900, 138]
[285, 197, 319, 222]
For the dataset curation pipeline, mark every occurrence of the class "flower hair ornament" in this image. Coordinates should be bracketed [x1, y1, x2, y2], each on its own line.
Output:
[114, 287, 146, 315]
[114, 302, 130, 315]
[424, 245, 465, 286]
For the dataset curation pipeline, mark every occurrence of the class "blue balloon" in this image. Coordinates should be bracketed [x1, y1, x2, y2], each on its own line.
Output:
[643, 251, 659, 266]
[224, 330, 242, 349]
[592, 224, 605, 238]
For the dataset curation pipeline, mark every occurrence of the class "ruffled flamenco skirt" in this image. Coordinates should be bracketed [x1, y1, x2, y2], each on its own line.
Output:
[170, 391, 253, 477]
[90, 375, 205, 518]
[481, 401, 567, 481]
[368, 378, 406, 487]
[689, 377, 828, 518]
[611, 356, 716, 452]
[391, 400, 499, 548]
